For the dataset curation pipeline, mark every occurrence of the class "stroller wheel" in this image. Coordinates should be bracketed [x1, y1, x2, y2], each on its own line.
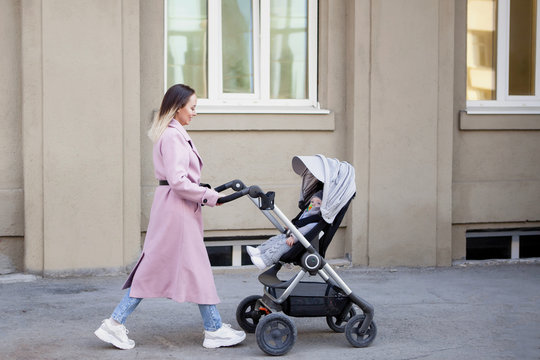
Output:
[256, 313, 297, 356]
[345, 314, 377, 348]
[236, 295, 264, 333]
[326, 305, 358, 333]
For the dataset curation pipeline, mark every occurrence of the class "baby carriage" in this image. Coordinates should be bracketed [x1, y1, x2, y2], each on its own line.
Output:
[215, 155, 376, 356]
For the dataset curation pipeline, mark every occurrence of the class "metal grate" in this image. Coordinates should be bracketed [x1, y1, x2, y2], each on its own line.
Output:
[466, 228, 540, 260]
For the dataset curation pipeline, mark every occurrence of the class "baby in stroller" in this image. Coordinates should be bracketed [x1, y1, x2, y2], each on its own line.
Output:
[247, 191, 323, 269]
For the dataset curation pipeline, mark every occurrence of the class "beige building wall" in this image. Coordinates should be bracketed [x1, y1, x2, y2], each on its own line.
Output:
[364, 0, 454, 266]
[1, 0, 537, 275]
[139, 0, 454, 267]
[20, 0, 141, 275]
[0, 0, 24, 274]
[452, 1, 540, 260]
[140, 1, 347, 260]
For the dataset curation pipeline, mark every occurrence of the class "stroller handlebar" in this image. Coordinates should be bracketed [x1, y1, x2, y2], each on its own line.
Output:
[214, 179, 246, 193]
[215, 180, 275, 209]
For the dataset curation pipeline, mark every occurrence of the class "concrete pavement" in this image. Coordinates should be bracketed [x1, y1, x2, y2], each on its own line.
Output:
[1, 262, 539, 359]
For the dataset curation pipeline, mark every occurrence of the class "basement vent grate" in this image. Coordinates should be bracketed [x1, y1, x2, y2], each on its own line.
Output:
[466, 228, 540, 260]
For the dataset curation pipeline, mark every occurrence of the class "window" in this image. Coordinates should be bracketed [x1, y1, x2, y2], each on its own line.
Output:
[205, 236, 268, 267]
[166, 0, 320, 113]
[467, 0, 540, 113]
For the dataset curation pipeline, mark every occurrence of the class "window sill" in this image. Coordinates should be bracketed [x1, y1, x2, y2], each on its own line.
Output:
[196, 104, 331, 115]
[185, 111, 335, 131]
[465, 106, 540, 115]
[459, 110, 540, 130]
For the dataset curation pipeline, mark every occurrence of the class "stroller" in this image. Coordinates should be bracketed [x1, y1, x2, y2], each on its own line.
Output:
[215, 155, 376, 356]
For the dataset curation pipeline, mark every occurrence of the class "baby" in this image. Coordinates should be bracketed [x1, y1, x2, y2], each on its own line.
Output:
[247, 190, 323, 269]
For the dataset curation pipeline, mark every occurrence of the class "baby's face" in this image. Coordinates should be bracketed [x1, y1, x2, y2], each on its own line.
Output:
[310, 196, 322, 207]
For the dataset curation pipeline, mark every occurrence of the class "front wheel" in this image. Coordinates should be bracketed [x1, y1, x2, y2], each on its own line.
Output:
[236, 295, 264, 333]
[256, 313, 297, 356]
[345, 314, 377, 348]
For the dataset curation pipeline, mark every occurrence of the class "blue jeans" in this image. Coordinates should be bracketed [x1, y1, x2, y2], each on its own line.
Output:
[110, 288, 222, 331]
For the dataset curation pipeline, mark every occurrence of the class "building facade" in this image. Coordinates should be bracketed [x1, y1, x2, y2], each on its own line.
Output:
[1, 0, 538, 276]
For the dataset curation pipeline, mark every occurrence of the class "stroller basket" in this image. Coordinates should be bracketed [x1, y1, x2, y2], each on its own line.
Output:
[268, 281, 350, 317]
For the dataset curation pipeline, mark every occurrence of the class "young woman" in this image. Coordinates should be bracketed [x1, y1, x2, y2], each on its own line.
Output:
[94, 84, 245, 350]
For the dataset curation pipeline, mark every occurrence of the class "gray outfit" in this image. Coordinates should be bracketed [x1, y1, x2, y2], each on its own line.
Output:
[258, 205, 321, 266]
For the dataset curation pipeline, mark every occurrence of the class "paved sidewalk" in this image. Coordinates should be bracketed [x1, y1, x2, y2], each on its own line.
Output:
[1, 263, 539, 360]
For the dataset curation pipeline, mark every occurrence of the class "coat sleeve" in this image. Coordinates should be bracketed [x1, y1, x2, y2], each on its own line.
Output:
[160, 129, 220, 207]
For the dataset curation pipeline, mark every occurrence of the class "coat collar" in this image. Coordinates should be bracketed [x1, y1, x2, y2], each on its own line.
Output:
[168, 119, 191, 141]
[168, 119, 203, 166]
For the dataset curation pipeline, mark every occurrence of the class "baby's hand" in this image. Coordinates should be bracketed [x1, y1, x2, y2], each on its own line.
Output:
[286, 236, 295, 247]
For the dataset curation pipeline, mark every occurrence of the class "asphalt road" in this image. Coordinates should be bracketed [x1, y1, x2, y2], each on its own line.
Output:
[1, 262, 539, 359]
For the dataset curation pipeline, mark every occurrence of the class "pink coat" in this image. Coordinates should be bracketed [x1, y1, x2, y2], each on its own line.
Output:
[123, 119, 221, 304]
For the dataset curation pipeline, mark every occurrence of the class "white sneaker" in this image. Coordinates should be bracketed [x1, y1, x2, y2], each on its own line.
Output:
[246, 246, 260, 256]
[250, 254, 267, 270]
[94, 318, 135, 350]
[203, 323, 246, 349]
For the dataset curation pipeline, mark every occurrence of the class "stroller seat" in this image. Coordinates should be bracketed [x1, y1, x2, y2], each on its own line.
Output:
[279, 195, 354, 264]
[259, 196, 354, 289]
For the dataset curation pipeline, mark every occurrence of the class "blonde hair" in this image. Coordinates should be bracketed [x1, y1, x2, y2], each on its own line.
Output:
[148, 84, 195, 143]
[148, 109, 175, 143]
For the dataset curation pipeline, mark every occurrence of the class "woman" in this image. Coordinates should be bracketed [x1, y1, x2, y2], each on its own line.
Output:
[94, 84, 245, 350]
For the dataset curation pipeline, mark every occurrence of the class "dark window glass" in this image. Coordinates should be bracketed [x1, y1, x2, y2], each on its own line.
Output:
[241, 245, 252, 266]
[520, 235, 540, 258]
[466, 236, 512, 260]
[207, 246, 232, 266]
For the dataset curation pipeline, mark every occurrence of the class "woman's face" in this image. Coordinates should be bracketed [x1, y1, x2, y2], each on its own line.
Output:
[175, 94, 197, 126]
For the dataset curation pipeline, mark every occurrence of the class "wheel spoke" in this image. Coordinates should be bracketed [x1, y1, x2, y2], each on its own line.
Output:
[244, 311, 254, 320]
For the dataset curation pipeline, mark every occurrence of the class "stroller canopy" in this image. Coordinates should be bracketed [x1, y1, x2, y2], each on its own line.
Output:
[292, 155, 356, 223]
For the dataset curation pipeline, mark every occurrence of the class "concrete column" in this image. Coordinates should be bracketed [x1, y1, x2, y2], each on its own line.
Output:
[436, 0, 454, 266]
[22, 0, 140, 275]
[366, 0, 453, 266]
[22, 0, 44, 274]
[0, 0, 24, 274]
[344, 0, 372, 265]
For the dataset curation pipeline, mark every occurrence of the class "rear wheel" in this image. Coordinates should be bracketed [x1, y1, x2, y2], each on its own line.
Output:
[345, 314, 377, 348]
[256, 313, 297, 356]
[236, 295, 264, 333]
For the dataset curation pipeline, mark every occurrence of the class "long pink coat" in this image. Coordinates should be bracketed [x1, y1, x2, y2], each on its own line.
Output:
[123, 119, 221, 304]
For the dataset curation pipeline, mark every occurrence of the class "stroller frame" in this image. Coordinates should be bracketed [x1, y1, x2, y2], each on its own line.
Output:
[216, 179, 376, 356]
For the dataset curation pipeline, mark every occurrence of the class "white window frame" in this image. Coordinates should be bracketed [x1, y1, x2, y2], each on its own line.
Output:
[165, 0, 325, 114]
[467, 0, 540, 114]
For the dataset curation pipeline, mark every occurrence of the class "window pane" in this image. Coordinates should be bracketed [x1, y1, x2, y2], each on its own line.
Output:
[167, 0, 208, 97]
[222, 0, 254, 94]
[519, 235, 540, 258]
[467, 0, 497, 100]
[466, 236, 511, 260]
[206, 246, 232, 266]
[509, 0, 537, 96]
[270, 0, 308, 99]
[241, 245, 252, 266]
